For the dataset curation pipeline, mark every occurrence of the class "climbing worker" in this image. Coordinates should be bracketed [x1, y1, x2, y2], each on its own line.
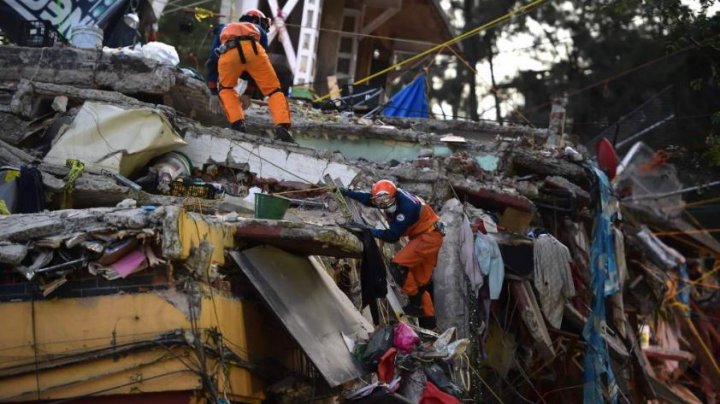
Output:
[206, 9, 294, 143]
[341, 180, 445, 328]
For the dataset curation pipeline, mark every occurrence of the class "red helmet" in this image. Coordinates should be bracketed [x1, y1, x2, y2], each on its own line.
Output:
[244, 9, 266, 19]
[240, 9, 271, 30]
[371, 180, 397, 209]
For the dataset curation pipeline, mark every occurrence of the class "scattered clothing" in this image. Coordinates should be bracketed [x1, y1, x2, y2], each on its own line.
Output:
[533, 234, 575, 328]
[358, 229, 388, 317]
[459, 215, 483, 296]
[377, 347, 398, 383]
[393, 322, 420, 353]
[497, 241, 534, 279]
[583, 165, 619, 404]
[420, 381, 461, 404]
[473, 233, 504, 300]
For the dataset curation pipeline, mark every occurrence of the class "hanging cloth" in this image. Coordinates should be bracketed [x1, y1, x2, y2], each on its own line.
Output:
[460, 215, 483, 296]
[583, 165, 619, 404]
[474, 232, 504, 300]
[533, 234, 576, 328]
[359, 229, 388, 323]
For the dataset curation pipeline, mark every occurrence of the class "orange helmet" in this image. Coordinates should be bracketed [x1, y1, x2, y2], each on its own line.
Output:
[371, 180, 397, 209]
[240, 9, 270, 30]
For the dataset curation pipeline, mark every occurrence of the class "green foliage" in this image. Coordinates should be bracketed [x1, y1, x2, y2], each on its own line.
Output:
[157, 0, 222, 78]
[705, 112, 720, 166]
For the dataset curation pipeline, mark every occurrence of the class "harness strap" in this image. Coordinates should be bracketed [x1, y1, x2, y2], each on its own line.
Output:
[267, 88, 283, 97]
[218, 83, 234, 93]
[236, 44, 246, 64]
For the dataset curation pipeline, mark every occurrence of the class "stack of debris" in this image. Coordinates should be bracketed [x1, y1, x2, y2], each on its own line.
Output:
[0, 43, 719, 404]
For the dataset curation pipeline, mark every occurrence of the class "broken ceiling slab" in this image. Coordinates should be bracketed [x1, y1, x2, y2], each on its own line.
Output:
[0, 206, 166, 246]
[450, 177, 536, 214]
[0, 46, 176, 94]
[179, 126, 359, 186]
[43, 102, 186, 177]
[232, 218, 362, 258]
[0, 45, 224, 127]
[230, 246, 372, 387]
[510, 149, 588, 187]
[380, 117, 550, 142]
[9, 79, 154, 119]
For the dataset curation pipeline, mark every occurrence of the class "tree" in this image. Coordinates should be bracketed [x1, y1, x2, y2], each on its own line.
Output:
[157, 0, 222, 77]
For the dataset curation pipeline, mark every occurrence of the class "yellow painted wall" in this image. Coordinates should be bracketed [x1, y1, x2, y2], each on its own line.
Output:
[0, 291, 264, 403]
[179, 211, 236, 265]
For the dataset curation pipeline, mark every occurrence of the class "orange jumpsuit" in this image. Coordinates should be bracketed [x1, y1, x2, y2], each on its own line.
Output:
[392, 203, 443, 317]
[217, 22, 291, 126]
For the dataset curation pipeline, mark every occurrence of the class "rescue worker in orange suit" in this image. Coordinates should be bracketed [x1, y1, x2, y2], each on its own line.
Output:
[206, 9, 293, 143]
[341, 180, 444, 328]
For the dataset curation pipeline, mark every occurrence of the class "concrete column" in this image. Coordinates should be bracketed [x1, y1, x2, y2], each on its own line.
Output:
[313, 0, 345, 94]
[546, 92, 568, 148]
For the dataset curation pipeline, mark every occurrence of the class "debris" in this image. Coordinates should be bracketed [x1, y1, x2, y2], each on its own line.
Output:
[0, 37, 717, 404]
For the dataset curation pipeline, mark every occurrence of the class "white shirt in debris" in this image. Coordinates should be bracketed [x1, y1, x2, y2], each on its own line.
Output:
[460, 215, 483, 296]
[473, 231, 505, 300]
[533, 234, 576, 328]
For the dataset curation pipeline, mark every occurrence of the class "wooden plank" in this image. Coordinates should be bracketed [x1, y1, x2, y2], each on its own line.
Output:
[642, 346, 695, 363]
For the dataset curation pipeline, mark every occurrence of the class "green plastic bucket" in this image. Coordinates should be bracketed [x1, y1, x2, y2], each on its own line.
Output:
[254, 193, 290, 219]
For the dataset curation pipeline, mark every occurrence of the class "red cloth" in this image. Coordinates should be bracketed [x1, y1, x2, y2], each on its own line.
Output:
[420, 381, 461, 404]
[377, 347, 397, 383]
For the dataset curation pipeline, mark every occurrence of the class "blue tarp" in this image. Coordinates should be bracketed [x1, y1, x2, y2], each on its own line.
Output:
[383, 74, 428, 118]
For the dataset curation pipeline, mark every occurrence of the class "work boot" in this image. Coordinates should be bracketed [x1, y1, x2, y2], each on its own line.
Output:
[419, 316, 437, 330]
[231, 119, 247, 132]
[274, 124, 295, 143]
[402, 293, 424, 318]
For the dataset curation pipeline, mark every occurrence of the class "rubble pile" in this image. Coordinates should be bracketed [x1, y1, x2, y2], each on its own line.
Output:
[0, 44, 719, 403]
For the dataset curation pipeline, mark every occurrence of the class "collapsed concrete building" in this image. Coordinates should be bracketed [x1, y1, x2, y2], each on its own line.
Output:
[0, 44, 719, 403]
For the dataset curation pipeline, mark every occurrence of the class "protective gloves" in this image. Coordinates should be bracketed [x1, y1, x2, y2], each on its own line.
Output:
[208, 95, 222, 114]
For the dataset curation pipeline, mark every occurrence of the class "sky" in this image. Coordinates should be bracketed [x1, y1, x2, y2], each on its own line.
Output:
[431, 0, 719, 122]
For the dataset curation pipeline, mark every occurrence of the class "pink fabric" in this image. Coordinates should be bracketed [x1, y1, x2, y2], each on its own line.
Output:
[111, 248, 148, 278]
[393, 322, 420, 353]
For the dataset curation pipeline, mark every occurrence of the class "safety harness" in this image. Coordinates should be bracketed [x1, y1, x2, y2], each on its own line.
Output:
[216, 36, 283, 99]
[217, 35, 258, 63]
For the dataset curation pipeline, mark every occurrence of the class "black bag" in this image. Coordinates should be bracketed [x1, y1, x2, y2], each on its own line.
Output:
[361, 325, 394, 371]
[17, 165, 45, 213]
[424, 363, 463, 397]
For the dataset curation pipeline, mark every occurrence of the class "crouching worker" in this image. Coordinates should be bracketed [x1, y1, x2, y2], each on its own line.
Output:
[342, 180, 444, 329]
[206, 9, 294, 143]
